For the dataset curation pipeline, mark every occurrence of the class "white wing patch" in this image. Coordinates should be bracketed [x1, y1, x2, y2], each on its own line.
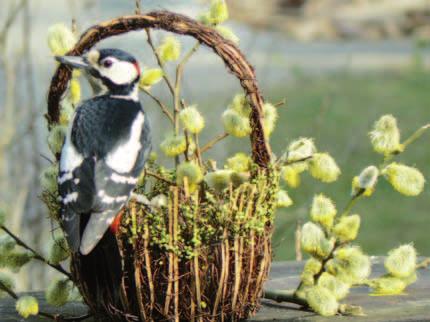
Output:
[80, 209, 117, 255]
[109, 173, 138, 184]
[60, 115, 83, 173]
[98, 190, 128, 204]
[106, 112, 144, 174]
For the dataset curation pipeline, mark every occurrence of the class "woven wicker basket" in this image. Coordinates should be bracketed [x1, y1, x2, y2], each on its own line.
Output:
[46, 11, 278, 322]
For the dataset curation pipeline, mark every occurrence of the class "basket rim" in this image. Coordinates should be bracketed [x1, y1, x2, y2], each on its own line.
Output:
[46, 10, 272, 167]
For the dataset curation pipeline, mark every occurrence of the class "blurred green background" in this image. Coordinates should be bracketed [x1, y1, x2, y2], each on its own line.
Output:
[0, 0, 429, 291]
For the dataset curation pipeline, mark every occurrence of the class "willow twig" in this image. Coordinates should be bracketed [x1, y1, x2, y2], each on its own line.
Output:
[401, 123, 430, 152]
[142, 87, 174, 123]
[201, 133, 229, 153]
[145, 29, 175, 96]
[263, 289, 307, 307]
[145, 169, 175, 185]
[0, 225, 72, 280]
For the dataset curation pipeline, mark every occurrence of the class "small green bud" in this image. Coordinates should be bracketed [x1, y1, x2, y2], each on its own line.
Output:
[198, 12, 212, 25]
[301, 222, 334, 258]
[383, 163, 425, 196]
[209, 0, 229, 25]
[40, 164, 59, 194]
[368, 276, 407, 296]
[49, 236, 70, 265]
[276, 190, 293, 208]
[179, 106, 205, 134]
[222, 109, 251, 137]
[160, 135, 187, 157]
[0, 234, 16, 253]
[225, 153, 252, 173]
[306, 285, 339, 317]
[318, 272, 350, 300]
[139, 68, 164, 88]
[45, 278, 70, 307]
[148, 151, 158, 163]
[281, 165, 301, 188]
[262, 103, 278, 137]
[16, 296, 39, 318]
[333, 214, 360, 242]
[310, 194, 337, 229]
[47, 24, 76, 56]
[47, 125, 67, 155]
[215, 25, 239, 44]
[385, 244, 417, 278]
[309, 153, 341, 183]
[158, 36, 181, 63]
[177, 162, 203, 186]
[369, 115, 401, 155]
[205, 170, 233, 192]
[1, 250, 33, 272]
[287, 137, 316, 162]
[0, 272, 15, 298]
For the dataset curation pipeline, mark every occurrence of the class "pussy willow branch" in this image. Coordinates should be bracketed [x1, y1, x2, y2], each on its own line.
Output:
[0, 225, 72, 280]
[0, 279, 91, 321]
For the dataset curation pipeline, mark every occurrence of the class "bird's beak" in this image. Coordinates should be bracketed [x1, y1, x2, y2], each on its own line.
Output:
[55, 55, 90, 69]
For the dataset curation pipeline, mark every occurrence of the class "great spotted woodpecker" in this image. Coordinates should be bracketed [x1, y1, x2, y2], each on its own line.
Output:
[56, 48, 151, 255]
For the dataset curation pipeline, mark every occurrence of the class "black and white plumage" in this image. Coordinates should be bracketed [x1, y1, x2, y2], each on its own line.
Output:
[56, 49, 151, 255]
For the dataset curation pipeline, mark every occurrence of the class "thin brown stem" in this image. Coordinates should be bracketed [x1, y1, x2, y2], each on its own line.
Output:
[142, 87, 174, 123]
[145, 169, 175, 185]
[201, 133, 229, 153]
[0, 225, 72, 279]
[145, 29, 175, 96]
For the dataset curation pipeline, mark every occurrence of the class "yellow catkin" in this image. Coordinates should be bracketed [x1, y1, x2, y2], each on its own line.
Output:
[215, 25, 239, 44]
[305, 285, 339, 317]
[158, 36, 181, 63]
[310, 194, 337, 229]
[309, 153, 341, 183]
[369, 114, 401, 155]
[383, 163, 425, 196]
[333, 214, 361, 242]
[16, 296, 39, 318]
[276, 190, 293, 208]
[384, 244, 417, 278]
[281, 165, 301, 188]
[287, 137, 316, 162]
[222, 109, 251, 137]
[301, 222, 334, 258]
[209, 0, 229, 24]
[225, 153, 252, 173]
[139, 68, 164, 88]
[318, 272, 350, 301]
[369, 276, 407, 296]
[179, 106, 205, 134]
[160, 135, 187, 157]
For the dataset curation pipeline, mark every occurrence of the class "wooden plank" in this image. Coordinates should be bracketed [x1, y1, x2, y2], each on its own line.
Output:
[1, 258, 429, 321]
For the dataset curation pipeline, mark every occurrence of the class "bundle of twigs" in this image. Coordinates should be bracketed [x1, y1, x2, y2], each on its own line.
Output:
[46, 11, 277, 322]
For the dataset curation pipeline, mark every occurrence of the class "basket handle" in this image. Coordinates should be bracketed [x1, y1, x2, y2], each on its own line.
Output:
[46, 11, 272, 167]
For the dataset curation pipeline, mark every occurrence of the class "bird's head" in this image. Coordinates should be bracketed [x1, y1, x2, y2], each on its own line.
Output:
[56, 48, 141, 98]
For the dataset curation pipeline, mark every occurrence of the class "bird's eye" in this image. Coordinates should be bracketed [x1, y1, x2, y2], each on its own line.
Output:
[102, 59, 113, 68]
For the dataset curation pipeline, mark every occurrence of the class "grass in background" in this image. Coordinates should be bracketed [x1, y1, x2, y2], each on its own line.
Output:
[267, 68, 430, 260]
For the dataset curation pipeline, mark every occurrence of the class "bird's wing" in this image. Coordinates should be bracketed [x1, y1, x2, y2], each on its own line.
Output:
[58, 96, 151, 254]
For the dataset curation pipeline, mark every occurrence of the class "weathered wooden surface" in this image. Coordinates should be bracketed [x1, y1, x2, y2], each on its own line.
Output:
[1, 258, 429, 321]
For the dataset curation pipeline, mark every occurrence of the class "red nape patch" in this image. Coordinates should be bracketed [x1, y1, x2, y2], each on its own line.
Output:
[133, 62, 141, 76]
[110, 210, 124, 234]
